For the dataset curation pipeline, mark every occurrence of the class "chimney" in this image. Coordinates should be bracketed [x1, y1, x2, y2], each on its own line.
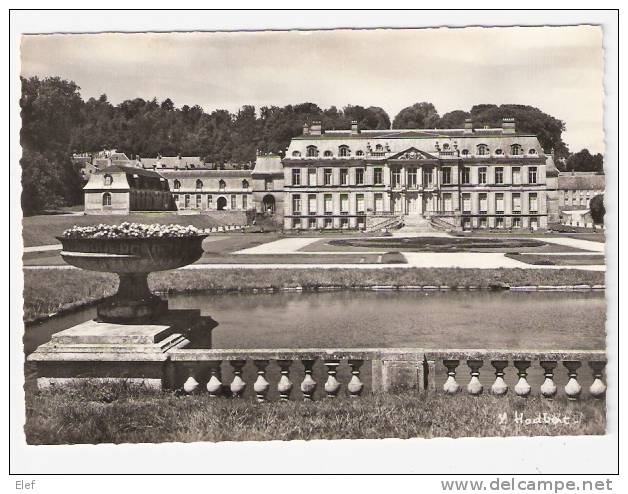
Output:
[464, 118, 473, 134]
[302, 122, 310, 136]
[351, 120, 359, 135]
[310, 121, 322, 136]
[502, 117, 516, 134]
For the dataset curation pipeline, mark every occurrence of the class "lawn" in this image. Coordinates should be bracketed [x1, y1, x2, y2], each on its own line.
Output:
[22, 267, 606, 323]
[506, 253, 605, 266]
[22, 212, 249, 247]
[24, 382, 605, 444]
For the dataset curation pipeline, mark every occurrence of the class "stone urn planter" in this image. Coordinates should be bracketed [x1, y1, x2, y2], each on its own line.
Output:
[57, 233, 207, 323]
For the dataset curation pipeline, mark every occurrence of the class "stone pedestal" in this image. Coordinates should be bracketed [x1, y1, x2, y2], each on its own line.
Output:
[27, 309, 215, 390]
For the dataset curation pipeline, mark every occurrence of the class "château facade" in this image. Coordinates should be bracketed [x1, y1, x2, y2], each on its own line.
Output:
[282, 118, 548, 230]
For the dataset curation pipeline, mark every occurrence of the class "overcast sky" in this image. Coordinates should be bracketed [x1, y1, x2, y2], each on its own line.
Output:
[21, 26, 604, 153]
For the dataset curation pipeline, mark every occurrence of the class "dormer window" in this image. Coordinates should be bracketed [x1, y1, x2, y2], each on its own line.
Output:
[461, 149, 469, 156]
[529, 149, 537, 155]
[355, 150, 364, 157]
[219, 179, 226, 190]
[443, 143, 450, 150]
[495, 149, 503, 155]
[510, 144, 522, 156]
[477, 144, 489, 156]
[103, 174, 113, 186]
[242, 179, 249, 189]
[339, 145, 351, 157]
[292, 150, 301, 158]
[306, 145, 318, 158]
[324, 150, 333, 157]
[195, 179, 203, 190]
[173, 179, 181, 190]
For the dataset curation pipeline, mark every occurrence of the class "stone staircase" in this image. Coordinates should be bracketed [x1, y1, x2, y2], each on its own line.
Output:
[398, 215, 436, 233]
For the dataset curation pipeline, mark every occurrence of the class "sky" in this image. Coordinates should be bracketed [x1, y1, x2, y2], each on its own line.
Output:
[20, 26, 604, 153]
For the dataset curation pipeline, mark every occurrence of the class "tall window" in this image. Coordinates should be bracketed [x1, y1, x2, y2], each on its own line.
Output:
[495, 193, 504, 214]
[103, 174, 113, 186]
[407, 168, 417, 188]
[479, 193, 488, 213]
[219, 179, 226, 190]
[324, 169, 333, 186]
[292, 194, 301, 214]
[308, 194, 317, 214]
[308, 169, 317, 186]
[231, 195, 237, 210]
[356, 194, 365, 214]
[477, 144, 489, 155]
[462, 167, 471, 184]
[462, 193, 471, 213]
[340, 168, 349, 186]
[495, 167, 504, 184]
[324, 194, 333, 214]
[196, 179, 203, 190]
[102, 192, 112, 206]
[478, 167, 487, 185]
[242, 195, 247, 209]
[355, 168, 364, 185]
[306, 145, 318, 157]
[422, 169, 433, 187]
[173, 179, 181, 190]
[374, 193, 383, 212]
[528, 167, 538, 184]
[512, 167, 521, 185]
[292, 168, 301, 186]
[173, 194, 179, 205]
[196, 194, 202, 208]
[510, 144, 522, 156]
[264, 178, 273, 191]
[339, 145, 351, 157]
[392, 169, 401, 188]
[512, 193, 522, 213]
[340, 194, 349, 214]
[184, 195, 191, 208]
[374, 168, 383, 185]
[442, 167, 451, 184]
[529, 193, 538, 213]
[443, 193, 453, 212]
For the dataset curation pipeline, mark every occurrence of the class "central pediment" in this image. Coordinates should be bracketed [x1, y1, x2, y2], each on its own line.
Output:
[388, 147, 437, 160]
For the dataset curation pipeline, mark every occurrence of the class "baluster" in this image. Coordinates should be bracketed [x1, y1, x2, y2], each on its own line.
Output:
[277, 360, 294, 401]
[514, 360, 532, 397]
[253, 360, 270, 403]
[347, 359, 364, 398]
[230, 360, 247, 398]
[490, 360, 508, 396]
[324, 359, 342, 398]
[300, 359, 317, 401]
[183, 375, 199, 394]
[466, 360, 483, 395]
[588, 361, 607, 399]
[443, 359, 460, 394]
[563, 361, 582, 401]
[206, 361, 223, 397]
[539, 361, 558, 399]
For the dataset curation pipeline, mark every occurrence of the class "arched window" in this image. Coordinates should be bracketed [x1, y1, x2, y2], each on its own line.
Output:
[477, 144, 489, 156]
[324, 150, 333, 157]
[195, 179, 203, 190]
[495, 149, 503, 155]
[292, 150, 301, 158]
[528, 148, 537, 155]
[242, 179, 249, 189]
[339, 145, 351, 157]
[173, 179, 181, 190]
[510, 144, 522, 156]
[443, 143, 450, 150]
[355, 150, 364, 157]
[103, 174, 113, 186]
[219, 179, 226, 190]
[306, 145, 318, 157]
[375, 144, 383, 151]
[461, 149, 469, 156]
[102, 192, 112, 206]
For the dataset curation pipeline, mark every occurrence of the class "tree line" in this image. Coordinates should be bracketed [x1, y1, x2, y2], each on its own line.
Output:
[20, 76, 602, 215]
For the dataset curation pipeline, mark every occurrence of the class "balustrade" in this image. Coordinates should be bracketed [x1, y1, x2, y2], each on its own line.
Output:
[169, 349, 606, 402]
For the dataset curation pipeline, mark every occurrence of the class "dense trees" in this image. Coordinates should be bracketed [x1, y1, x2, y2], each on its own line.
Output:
[563, 149, 604, 173]
[20, 76, 601, 215]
